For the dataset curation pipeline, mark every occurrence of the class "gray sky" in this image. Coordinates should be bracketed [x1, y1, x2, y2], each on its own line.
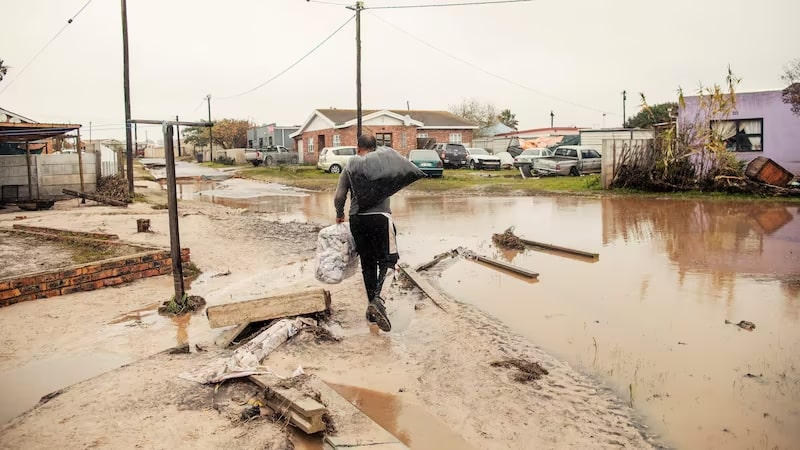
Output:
[1, 0, 797, 140]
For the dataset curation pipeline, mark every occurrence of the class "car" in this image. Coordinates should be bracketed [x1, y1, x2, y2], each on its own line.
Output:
[408, 149, 443, 178]
[431, 143, 468, 169]
[534, 145, 602, 176]
[317, 146, 357, 173]
[513, 148, 552, 168]
[465, 148, 502, 170]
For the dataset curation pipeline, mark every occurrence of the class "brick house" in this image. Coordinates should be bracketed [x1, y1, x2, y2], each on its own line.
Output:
[290, 109, 478, 164]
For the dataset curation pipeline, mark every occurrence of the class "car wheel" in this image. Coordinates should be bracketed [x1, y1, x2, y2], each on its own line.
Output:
[266, 156, 274, 167]
[330, 164, 342, 174]
[251, 160, 261, 167]
[469, 161, 476, 170]
[569, 166, 580, 177]
[290, 157, 298, 164]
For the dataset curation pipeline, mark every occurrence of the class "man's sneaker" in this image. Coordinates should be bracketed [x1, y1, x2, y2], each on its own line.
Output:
[366, 297, 392, 332]
[366, 308, 377, 323]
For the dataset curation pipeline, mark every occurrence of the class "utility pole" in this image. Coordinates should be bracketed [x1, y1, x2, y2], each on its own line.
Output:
[207, 94, 213, 160]
[176, 115, 182, 157]
[622, 90, 627, 127]
[120, 0, 134, 196]
[550, 110, 554, 128]
[602, 113, 606, 128]
[89, 121, 92, 146]
[347, 1, 365, 137]
[133, 123, 138, 171]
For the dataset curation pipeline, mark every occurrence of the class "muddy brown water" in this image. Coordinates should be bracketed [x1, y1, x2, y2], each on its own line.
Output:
[185, 189, 799, 450]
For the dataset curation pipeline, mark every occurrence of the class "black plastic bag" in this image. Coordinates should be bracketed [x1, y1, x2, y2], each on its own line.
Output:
[347, 147, 426, 210]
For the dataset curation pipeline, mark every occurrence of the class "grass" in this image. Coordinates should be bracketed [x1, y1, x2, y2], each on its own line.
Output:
[200, 161, 248, 169]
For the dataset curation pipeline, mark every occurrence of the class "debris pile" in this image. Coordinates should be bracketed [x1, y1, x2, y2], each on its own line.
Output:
[96, 175, 131, 202]
[492, 227, 525, 250]
[491, 358, 549, 383]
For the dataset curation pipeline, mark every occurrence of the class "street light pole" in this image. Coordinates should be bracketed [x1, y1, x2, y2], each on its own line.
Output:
[207, 94, 213, 160]
[622, 90, 627, 127]
[550, 110, 554, 128]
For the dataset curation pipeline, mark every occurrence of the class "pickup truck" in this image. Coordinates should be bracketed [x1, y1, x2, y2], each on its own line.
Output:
[260, 146, 298, 166]
[245, 149, 262, 166]
[532, 145, 602, 176]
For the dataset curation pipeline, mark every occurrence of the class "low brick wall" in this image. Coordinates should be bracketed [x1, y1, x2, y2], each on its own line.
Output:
[12, 224, 120, 240]
[0, 249, 190, 307]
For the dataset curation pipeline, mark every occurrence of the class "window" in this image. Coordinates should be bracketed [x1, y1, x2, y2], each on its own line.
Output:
[333, 134, 341, 147]
[376, 133, 392, 147]
[258, 137, 263, 148]
[416, 132, 428, 139]
[248, 140, 253, 148]
[449, 133, 462, 144]
[711, 118, 763, 152]
[268, 136, 273, 146]
[308, 137, 314, 154]
[400, 132, 407, 148]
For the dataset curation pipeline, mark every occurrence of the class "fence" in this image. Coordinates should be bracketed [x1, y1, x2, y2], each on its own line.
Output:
[0, 153, 98, 201]
[101, 160, 118, 177]
[601, 139, 653, 189]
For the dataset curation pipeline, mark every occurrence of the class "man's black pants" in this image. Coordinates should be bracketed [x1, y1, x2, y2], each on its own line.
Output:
[349, 214, 398, 303]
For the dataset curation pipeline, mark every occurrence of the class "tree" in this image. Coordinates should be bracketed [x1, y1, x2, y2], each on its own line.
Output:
[183, 118, 253, 149]
[624, 101, 678, 128]
[497, 109, 518, 130]
[449, 99, 498, 137]
[0, 58, 7, 83]
[781, 58, 800, 116]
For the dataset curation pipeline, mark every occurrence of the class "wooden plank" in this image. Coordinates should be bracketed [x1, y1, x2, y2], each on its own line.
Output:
[518, 238, 599, 259]
[249, 374, 328, 434]
[300, 377, 408, 450]
[206, 288, 331, 328]
[214, 321, 251, 348]
[397, 265, 448, 311]
[61, 188, 128, 207]
[414, 250, 457, 272]
[464, 252, 539, 279]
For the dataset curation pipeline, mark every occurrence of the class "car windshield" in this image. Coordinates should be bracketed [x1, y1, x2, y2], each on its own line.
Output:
[410, 150, 438, 159]
[469, 148, 488, 155]
[446, 144, 466, 154]
[521, 150, 539, 156]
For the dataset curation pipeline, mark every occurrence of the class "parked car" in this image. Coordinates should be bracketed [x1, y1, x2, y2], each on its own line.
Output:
[465, 148, 501, 170]
[317, 146, 357, 173]
[261, 145, 298, 166]
[513, 148, 552, 168]
[533, 145, 602, 176]
[431, 143, 468, 169]
[408, 149, 443, 178]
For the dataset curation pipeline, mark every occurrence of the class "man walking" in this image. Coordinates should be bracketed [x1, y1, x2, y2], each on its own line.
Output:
[334, 134, 397, 332]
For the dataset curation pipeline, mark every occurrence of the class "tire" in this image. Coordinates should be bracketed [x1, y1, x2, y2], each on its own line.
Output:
[266, 156, 274, 167]
[290, 157, 298, 164]
[329, 164, 342, 174]
[251, 160, 261, 167]
[469, 160, 476, 170]
[569, 166, 580, 177]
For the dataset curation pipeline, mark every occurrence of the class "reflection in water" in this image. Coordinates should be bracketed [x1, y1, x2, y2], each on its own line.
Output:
[171, 313, 192, 345]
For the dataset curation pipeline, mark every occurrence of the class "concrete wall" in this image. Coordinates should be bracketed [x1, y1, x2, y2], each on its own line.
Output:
[680, 90, 800, 175]
[0, 153, 97, 200]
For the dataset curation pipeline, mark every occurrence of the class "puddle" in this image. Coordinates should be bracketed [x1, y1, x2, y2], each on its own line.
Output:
[0, 352, 131, 424]
[106, 302, 160, 324]
[327, 383, 476, 450]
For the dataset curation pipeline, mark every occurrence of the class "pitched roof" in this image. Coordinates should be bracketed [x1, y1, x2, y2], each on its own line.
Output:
[0, 107, 37, 124]
[316, 109, 477, 128]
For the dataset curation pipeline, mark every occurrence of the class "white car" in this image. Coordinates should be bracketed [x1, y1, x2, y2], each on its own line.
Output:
[465, 148, 502, 170]
[513, 148, 552, 167]
[317, 146, 357, 173]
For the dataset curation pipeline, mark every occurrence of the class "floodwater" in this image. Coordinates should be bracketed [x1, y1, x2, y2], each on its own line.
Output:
[291, 383, 475, 450]
[189, 187, 799, 450]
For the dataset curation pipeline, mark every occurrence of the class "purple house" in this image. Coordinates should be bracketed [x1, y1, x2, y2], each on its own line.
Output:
[679, 89, 800, 175]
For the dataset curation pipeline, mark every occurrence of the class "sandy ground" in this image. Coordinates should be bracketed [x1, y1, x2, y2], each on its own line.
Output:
[0, 181, 654, 449]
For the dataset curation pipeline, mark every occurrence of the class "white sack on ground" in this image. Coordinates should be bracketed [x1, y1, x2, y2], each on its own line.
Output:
[315, 223, 358, 284]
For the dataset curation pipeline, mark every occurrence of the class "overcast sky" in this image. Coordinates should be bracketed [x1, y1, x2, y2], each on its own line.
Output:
[1, 0, 797, 140]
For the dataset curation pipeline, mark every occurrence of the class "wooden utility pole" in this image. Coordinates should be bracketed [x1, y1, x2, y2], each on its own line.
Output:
[176, 115, 182, 157]
[76, 128, 85, 196]
[163, 124, 185, 301]
[121, 0, 134, 195]
[550, 110, 554, 128]
[622, 90, 627, 127]
[348, 1, 364, 137]
[207, 95, 213, 161]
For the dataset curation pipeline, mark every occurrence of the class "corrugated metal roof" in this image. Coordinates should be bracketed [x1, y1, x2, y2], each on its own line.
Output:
[316, 109, 477, 128]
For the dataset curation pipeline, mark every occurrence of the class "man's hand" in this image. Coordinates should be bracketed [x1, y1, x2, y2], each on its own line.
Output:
[336, 216, 345, 224]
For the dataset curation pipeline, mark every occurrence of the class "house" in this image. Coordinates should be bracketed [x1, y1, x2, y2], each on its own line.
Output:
[289, 109, 478, 164]
[680, 89, 800, 174]
[246, 123, 300, 151]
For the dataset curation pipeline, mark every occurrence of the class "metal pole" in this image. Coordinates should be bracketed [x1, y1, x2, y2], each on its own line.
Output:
[133, 123, 138, 163]
[25, 141, 33, 201]
[355, 1, 363, 137]
[622, 90, 627, 127]
[550, 111, 554, 128]
[76, 128, 85, 197]
[207, 95, 213, 161]
[121, 0, 134, 196]
[175, 115, 182, 157]
[89, 121, 92, 146]
[163, 124, 185, 301]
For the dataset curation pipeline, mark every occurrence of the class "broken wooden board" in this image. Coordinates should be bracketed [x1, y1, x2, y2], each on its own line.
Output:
[464, 251, 539, 279]
[415, 249, 457, 272]
[206, 288, 331, 328]
[300, 377, 408, 450]
[214, 321, 251, 348]
[397, 264, 448, 311]
[249, 374, 328, 434]
[518, 238, 599, 259]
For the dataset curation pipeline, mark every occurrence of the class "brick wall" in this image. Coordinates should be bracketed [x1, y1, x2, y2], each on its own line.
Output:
[296, 125, 475, 162]
[0, 248, 191, 307]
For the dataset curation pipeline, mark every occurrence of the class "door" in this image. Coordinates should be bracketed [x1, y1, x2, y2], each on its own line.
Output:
[318, 135, 325, 155]
[297, 140, 304, 164]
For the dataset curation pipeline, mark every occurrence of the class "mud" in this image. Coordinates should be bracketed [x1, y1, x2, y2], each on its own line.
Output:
[0, 232, 75, 278]
[492, 226, 525, 250]
[490, 358, 549, 383]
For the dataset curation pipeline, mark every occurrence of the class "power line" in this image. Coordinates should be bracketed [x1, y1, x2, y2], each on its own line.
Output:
[0, 0, 94, 95]
[217, 15, 355, 100]
[368, 11, 616, 116]
[307, 0, 351, 5]
[368, 0, 533, 9]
